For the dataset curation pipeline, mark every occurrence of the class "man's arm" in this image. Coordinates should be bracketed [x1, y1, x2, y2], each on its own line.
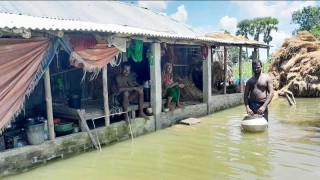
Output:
[127, 76, 139, 87]
[166, 82, 179, 89]
[116, 75, 135, 93]
[244, 80, 254, 115]
[262, 76, 274, 107]
[257, 76, 274, 115]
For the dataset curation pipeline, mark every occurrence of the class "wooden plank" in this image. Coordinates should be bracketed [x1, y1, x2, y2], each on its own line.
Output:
[180, 118, 201, 125]
[39, 101, 151, 122]
[77, 109, 99, 149]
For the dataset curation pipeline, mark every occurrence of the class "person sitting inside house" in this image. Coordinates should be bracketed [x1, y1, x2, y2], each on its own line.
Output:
[111, 62, 149, 122]
[162, 62, 185, 111]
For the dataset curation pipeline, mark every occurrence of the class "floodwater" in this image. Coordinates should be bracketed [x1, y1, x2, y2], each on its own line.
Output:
[4, 98, 320, 180]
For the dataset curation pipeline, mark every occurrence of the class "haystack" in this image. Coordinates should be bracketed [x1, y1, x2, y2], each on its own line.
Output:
[269, 31, 320, 97]
[175, 75, 203, 102]
[211, 46, 234, 93]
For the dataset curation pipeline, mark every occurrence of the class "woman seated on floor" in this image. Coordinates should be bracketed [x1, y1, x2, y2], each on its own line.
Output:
[162, 62, 185, 111]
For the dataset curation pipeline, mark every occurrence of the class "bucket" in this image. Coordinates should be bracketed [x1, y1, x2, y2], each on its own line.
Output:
[25, 122, 45, 145]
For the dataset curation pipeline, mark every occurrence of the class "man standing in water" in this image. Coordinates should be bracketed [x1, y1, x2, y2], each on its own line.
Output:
[244, 59, 274, 121]
[113, 62, 149, 122]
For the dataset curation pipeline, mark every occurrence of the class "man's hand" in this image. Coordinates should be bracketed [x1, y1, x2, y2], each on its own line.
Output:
[133, 87, 143, 93]
[246, 107, 254, 116]
[179, 84, 185, 88]
[257, 106, 266, 115]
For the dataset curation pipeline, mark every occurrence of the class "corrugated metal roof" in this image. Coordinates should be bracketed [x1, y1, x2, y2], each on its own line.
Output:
[0, 1, 203, 39]
[0, 1, 268, 47]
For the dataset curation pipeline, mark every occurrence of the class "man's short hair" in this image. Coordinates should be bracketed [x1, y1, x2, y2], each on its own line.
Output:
[252, 59, 262, 67]
[121, 62, 131, 69]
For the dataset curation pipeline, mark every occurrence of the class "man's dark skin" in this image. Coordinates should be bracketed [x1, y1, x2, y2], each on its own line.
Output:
[244, 60, 274, 120]
[115, 64, 149, 122]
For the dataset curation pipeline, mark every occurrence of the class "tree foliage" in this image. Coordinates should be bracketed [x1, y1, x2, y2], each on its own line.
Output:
[236, 17, 278, 43]
[236, 19, 252, 39]
[291, 6, 320, 35]
[310, 23, 320, 39]
[236, 17, 279, 59]
[262, 17, 279, 45]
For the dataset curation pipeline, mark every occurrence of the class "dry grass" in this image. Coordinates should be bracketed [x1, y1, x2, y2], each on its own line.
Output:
[269, 31, 320, 97]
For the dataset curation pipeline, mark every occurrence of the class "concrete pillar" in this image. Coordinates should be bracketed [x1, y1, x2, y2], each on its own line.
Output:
[102, 66, 110, 126]
[239, 46, 243, 93]
[203, 45, 212, 114]
[150, 43, 162, 130]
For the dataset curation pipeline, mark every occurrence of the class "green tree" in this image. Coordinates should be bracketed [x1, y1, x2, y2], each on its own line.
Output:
[249, 18, 265, 42]
[311, 23, 320, 38]
[236, 19, 251, 39]
[236, 19, 252, 59]
[291, 6, 320, 34]
[262, 17, 279, 58]
[249, 18, 266, 59]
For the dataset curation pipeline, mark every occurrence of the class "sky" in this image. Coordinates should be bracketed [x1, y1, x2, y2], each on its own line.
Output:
[134, 1, 320, 61]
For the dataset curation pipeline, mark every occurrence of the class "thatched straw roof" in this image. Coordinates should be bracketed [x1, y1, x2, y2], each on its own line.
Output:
[204, 32, 269, 48]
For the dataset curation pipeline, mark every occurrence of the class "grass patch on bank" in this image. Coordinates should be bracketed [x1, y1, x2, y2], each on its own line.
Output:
[233, 61, 270, 80]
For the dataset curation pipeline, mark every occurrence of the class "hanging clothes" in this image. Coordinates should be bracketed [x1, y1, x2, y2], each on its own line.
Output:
[0, 37, 52, 132]
[68, 34, 98, 51]
[126, 39, 143, 63]
[70, 39, 119, 73]
[106, 36, 127, 52]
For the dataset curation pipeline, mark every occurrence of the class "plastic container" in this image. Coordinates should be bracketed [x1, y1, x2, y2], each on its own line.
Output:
[25, 122, 45, 145]
[36, 117, 49, 140]
[54, 122, 74, 136]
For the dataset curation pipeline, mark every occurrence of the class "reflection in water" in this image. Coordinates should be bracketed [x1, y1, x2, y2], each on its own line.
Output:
[4, 98, 320, 180]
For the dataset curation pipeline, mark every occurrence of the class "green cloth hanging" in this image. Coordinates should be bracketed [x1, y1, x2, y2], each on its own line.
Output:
[126, 39, 143, 63]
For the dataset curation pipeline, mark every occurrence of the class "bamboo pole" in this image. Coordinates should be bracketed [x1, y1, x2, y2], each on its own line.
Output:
[44, 68, 55, 140]
[102, 66, 110, 126]
[239, 46, 243, 93]
[223, 46, 227, 94]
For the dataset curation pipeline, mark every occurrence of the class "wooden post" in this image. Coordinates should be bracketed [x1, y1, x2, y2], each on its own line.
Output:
[44, 68, 55, 140]
[239, 46, 243, 93]
[203, 45, 212, 114]
[150, 43, 162, 130]
[223, 46, 227, 94]
[102, 65, 110, 126]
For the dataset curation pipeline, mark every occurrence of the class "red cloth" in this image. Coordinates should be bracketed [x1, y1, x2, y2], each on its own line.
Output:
[70, 40, 119, 71]
[69, 34, 98, 51]
[0, 38, 49, 131]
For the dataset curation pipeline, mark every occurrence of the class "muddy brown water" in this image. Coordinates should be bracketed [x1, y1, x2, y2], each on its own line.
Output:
[4, 98, 320, 179]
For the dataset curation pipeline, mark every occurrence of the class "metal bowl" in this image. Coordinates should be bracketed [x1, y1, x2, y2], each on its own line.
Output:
[241, 114, 268, 132]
